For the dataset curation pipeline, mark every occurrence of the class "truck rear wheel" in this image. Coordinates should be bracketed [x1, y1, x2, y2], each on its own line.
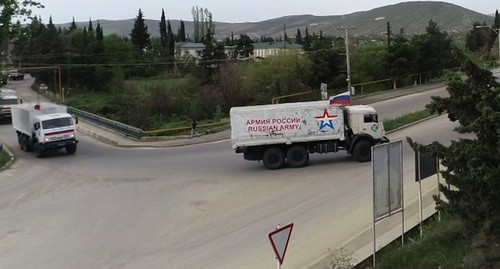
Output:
[18, 134, 25, 151]
[286, 145, 309, 168]
[353, 140, 372, 162]
[262, 147, 285, 170]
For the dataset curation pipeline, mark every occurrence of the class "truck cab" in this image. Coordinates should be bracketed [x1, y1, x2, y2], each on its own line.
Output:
[344, 105, 385, 140]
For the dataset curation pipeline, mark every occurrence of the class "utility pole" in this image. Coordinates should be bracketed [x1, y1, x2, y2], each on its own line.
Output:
[387, 22, 392, 46]
[338, 27, 354, 95]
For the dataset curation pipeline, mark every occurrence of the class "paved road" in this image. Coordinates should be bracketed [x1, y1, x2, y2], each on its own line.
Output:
[0, 76, 477, 268]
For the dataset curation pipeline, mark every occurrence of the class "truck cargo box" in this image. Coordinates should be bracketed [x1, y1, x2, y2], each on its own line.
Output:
[230, 100, 346, 149]
[12, 103, 69, 136]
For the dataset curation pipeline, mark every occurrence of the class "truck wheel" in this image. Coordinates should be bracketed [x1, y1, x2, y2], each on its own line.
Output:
[34, 143, 44, 158]
[286, 145, 309, 168]
[353, 140, 372, 162]
[18, 134, 25, 151]
[263, 147, 285, 170]
[25, 137, 33, 152]
[66, 144, 77, 154]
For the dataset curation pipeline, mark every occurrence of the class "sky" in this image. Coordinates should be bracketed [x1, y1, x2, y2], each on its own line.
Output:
[29, 0, 497, 24]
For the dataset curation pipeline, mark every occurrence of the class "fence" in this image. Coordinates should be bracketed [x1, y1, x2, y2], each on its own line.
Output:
[68, 107, 144, 140]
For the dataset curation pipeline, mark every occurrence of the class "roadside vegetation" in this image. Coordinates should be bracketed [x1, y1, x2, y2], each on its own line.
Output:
[0, 149, 10, 168]
[382, 109, 435, 132]
[363, 212, 472, 269]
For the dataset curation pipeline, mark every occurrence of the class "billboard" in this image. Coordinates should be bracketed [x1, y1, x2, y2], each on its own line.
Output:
[372, 141, 403, 220]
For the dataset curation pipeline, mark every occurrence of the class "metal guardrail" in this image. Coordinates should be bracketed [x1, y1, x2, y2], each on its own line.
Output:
[68, 107, 144, 140]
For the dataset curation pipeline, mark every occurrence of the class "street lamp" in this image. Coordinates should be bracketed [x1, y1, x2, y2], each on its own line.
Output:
[475, 25, 500, 66]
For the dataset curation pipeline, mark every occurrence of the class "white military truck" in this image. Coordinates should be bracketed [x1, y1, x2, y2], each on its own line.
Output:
[230, 100, 388, 169]
[0, 88, 21, 121]
[12, 103, 78, 157]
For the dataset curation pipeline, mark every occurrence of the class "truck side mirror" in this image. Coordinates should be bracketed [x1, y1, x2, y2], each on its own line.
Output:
[74, 116, 78, 125]
[34, 122, 40, 130]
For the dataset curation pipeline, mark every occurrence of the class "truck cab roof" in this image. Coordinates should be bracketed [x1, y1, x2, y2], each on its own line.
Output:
[344, 105, 377, 114]
[37, 113, 72, 122]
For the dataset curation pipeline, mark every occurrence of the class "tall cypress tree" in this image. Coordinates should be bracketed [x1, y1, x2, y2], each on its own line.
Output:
[167, 20, 175, 67]
[303, 27, 311, 50]
[176, 20, 186, 42]
[69, 17, 77, 32]
[130, 9, 150, 53]
[295, 29, 303, 44]
[95, 21, 103, 41]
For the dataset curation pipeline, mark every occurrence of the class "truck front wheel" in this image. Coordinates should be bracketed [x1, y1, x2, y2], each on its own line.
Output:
[353, 140, 372, 162]
[34, 143, 44, 158]
[286, 145, 309, 168]
[66, 144, 77, 154]
[262, 147, 285, 170]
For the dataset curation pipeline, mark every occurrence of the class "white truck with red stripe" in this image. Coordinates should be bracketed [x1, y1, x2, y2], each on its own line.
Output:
[11, 102, 78, 157]
[230, 100, 388, 169]
[0, 88, 21, 121]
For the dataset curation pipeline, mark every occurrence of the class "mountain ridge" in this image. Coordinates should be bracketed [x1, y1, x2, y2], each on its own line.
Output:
[58, 1, 494, 40]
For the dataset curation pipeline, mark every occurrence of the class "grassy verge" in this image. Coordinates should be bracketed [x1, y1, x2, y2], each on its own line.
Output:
[357, 212, 471, 268]
[0, 149, 10, 168]
[383, 109, 435, 132]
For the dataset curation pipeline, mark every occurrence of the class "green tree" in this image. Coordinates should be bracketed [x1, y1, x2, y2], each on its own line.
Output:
[351, 44, 388, 83]
[95, 21, 103, 41]
[235, 34, 253, 58]
[303, 27, 311, 51]
[198, 26, 226, 82]
[176, 20, 186, 42]
[412, 20, 457, 76]
[130, 9, 150, 54]
[295, 29, 303, 44]
[243, 53, 312, 104]
[387, 31, 417, 79]
[408, 50, 500, 265]
[166, 20, 175, 70]
[306, 36, 344, 90]
[466, 22, 490, 52]
[69, 17, 77, 32]
[0, 0, 43, 52]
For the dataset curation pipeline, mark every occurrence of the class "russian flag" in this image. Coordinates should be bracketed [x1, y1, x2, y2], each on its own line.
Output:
[329, 91, 351, 106]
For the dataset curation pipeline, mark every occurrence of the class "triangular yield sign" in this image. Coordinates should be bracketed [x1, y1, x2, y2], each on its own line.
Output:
[268, 223, 294, 265]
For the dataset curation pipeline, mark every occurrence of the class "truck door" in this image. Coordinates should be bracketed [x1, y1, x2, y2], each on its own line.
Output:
[362, 113, 384, 139]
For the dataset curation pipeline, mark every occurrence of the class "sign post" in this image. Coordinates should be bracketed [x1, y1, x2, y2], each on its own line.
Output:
[268, 223, 294, 268]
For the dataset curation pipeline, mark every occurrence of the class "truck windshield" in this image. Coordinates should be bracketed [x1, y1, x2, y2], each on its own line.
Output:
[0, 99, 18, 105]
[42, 117, 73, 129]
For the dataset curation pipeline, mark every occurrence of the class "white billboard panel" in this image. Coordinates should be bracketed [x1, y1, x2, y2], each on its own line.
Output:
[373, 141, 402, 220]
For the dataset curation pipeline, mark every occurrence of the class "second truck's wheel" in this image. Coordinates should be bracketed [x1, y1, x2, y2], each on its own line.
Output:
[25, 137, 33, 152]
[353, 140, 372, 162]
[262, 147, 285, 170]
[65, 144, 77, 155]
[34, 143, 44, 158]
[18, 135, 25, 151]
[286, 145, 309, 168]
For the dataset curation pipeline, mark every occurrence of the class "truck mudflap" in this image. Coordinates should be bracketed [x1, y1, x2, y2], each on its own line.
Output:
[40, 138, 78, 150]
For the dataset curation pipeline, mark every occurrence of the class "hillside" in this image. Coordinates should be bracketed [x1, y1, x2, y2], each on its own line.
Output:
[59, 1, 494, 40]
